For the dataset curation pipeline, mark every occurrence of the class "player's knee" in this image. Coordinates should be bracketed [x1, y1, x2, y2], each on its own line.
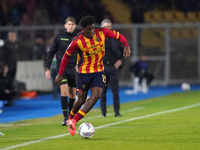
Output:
[61, 91, 68, 96]
[92, 93, 101, 100]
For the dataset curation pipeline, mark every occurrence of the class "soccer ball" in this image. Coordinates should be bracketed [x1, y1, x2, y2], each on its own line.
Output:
[78, 122, 95, 139]
[181, 82, 191, 91]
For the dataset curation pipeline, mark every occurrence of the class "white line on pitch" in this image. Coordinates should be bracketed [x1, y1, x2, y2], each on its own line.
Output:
[1, 103, 200, 150]
[0, 107, 145, 127]
[85, 106, 145, 119]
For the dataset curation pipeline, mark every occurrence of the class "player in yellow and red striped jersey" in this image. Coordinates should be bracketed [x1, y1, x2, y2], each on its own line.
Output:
[55, 15, 131, 136]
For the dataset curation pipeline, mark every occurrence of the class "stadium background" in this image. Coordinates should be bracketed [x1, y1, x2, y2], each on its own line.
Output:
[0, 0, 200, 92]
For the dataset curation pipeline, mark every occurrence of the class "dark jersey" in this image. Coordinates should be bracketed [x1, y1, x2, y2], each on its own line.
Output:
[45, 31, 77, 70]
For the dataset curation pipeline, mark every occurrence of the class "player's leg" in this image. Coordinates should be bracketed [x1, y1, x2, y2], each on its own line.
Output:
[109, 66, 121, 117]
[67, 68, 77, 113]
[67, 90, 88, 135]
[68, 87, 102, 128]
[60, 76, 69, 126]
[68, 87, 76, 112]
[81, 87, 103, 113]
[67, 72, 104, 135]
[68, 73, 90, 120]
[72, 72, 105, 122]
[68, 90, 88, 119]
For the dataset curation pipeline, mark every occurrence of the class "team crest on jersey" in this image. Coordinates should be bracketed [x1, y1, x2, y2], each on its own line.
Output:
[82, 84, 86, 89]
[96, 38, 100, 42]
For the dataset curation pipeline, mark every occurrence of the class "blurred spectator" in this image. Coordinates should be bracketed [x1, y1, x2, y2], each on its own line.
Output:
[10, 0, 27, 25]
[20, 13, 33, 26]
[13, 0, 27, 16]
[30, 35, 46, 60]
[59, 1, 73, 23]
[130, 53, 154, 87]
[47, 1, 60, 24]
[0, 0, 10, 26]
[0, 31, 19, 81]
[33, 1, 50, 25]
[0, 0, 116, 26]
[0, 60, 18, 106]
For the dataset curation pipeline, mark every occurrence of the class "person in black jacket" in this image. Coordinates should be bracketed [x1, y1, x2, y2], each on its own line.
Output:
[45, 17, 78, 126]
[0, 31, 19, 82]
[100, 19, 124, 117]
[0, 61, 17, 106]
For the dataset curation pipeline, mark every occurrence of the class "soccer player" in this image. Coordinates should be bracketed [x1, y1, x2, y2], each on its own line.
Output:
[45, 17, 77, 126]
[55, 15, 131, 135]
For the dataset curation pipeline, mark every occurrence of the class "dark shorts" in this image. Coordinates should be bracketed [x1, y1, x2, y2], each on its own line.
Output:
[60, 68, 77, 87]
[77, 72, 106, 91]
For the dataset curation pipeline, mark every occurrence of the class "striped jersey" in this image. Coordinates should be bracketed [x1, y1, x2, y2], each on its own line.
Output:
[60, 28, 129, 74]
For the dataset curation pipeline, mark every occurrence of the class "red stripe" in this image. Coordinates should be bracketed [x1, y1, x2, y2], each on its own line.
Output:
[100, 50, 105, 71]
[89, 38, 95, 46]
[96, 31, 102, 42]
[86, 56, 92, 73]
[93, 54, 99, 72]
[79, 53, 84, 73]
[80, 37, 87, 48]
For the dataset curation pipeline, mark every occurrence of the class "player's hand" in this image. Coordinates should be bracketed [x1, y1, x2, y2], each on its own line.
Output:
[55, 74, 63, 86]
[123, 46, 131, 59]
[45, 69, 51, 80]
[114, 60, 122, 69]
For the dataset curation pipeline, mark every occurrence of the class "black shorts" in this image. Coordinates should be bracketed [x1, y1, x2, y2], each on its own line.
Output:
[60, 68, 76, 87]
[77, 72, 106, 91]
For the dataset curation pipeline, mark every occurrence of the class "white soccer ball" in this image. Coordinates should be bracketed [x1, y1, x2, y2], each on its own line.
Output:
[181, 82, 191, 91]
[78, 122, 95, 139]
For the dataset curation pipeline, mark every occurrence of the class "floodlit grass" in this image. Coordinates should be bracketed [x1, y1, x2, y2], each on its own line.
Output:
[0, 91, 200, 150]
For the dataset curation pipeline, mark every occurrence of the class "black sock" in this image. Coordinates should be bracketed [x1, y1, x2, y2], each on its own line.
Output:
[61, 96, 68, 120]
[69, 98, 75, 112]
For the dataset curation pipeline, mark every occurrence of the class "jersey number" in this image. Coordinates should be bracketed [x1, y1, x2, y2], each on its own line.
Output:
[102, 75, 106, 83]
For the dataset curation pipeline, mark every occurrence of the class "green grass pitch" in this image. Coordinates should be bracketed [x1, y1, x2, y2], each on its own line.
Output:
[0, 91, 200, 150]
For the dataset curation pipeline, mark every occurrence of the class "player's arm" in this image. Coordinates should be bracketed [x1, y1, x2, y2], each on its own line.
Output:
[55, 42, 78, 85]
[103, 28, 131, 59]
[45, 36, 58, 79]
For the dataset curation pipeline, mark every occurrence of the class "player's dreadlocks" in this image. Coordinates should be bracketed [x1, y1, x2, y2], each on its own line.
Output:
[79, 15, 96, 28]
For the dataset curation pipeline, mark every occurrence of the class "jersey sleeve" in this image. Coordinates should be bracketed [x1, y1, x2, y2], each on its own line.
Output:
[102, 28, 129, 47]
[65, 39, 79, 56]
[102, 28, 119, 39]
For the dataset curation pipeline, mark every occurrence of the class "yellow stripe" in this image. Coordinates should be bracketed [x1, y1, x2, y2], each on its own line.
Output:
[61, 79, 67, 82]
[66, 51, 72, 56]
[71, 110, 75, 116]
[97, 31, 106, 71]
[77, 39, 86, 73]
[78, 110, 86, 116]
[116, 32, 119, 39]
[77, 39, 84, 50]
[84, 36, 91, 48]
